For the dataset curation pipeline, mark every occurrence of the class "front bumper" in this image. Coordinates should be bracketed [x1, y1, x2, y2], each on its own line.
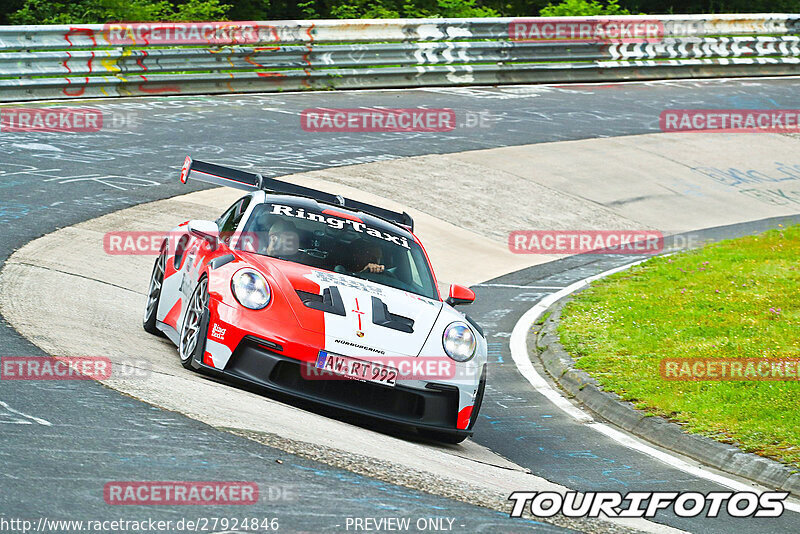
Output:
[199, 336, 472, 438]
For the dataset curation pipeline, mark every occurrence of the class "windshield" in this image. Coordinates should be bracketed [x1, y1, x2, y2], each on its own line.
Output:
[236, 202, 439, 300]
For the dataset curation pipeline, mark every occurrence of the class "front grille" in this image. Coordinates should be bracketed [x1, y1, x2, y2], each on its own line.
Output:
[225, 340, 459, 428]
[270, 360, 426, 419]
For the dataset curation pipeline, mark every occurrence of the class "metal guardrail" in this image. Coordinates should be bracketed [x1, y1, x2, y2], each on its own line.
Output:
[0, 15, 798, 102]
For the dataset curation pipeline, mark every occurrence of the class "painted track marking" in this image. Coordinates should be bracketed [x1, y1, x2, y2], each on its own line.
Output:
[0, 400, 52, 426]
[509, 259, 800, 514]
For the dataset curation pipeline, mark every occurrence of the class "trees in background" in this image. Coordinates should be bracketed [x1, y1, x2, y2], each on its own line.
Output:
[2, 0, 798, 24]
[7, 0, 230, 24]
[539, 0, 632, 16]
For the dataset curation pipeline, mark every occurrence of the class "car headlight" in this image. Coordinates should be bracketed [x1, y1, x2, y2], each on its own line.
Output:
[231, 268, 271, 310]
[442, 322, 476, 362]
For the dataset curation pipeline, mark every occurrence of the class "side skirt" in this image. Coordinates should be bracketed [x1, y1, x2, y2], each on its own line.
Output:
[156, 321, 180, 346]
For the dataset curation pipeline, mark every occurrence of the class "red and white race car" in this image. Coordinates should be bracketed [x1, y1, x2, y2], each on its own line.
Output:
[143, 158, 486, 443]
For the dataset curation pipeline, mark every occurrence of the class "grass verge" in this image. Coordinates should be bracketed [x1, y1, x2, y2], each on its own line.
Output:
[558, 224, 800, 468]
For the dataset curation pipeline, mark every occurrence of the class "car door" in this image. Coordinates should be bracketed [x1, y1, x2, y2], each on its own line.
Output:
[171, 196, 253, 332]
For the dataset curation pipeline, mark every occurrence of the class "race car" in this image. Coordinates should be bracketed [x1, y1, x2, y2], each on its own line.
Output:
[142, 157, 487, 443]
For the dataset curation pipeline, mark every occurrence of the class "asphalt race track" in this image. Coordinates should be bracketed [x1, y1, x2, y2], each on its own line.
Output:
[2, 78, 800, 533]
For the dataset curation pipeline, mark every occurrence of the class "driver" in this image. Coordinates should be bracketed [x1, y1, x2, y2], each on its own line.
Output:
[339, 241, 386, 274]
[358, 243, 385, 273]
[265, 219, 299, 258]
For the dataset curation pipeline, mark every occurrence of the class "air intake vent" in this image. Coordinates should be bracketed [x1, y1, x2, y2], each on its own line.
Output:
[296, 286, 346, 316]
[371, 296, 414, 333]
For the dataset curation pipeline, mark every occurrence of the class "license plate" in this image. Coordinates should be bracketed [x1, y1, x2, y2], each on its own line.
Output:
[315, 351, 398, 387]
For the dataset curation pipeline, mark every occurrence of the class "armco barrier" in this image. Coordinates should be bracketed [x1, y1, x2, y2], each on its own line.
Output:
[0, 15, 798, 102]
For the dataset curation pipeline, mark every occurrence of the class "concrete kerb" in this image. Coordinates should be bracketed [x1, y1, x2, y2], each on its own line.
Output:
[532, 296, 800, 498]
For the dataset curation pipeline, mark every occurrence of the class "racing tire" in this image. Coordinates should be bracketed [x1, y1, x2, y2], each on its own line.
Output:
[179, 276, 209, 370]
[143, 248, 167, 337]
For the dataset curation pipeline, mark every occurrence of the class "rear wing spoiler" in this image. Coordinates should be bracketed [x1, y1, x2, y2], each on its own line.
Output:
[179, 156, 414, 231]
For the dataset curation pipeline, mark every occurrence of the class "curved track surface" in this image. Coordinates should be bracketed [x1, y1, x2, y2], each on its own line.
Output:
[2, 79, 800, 533]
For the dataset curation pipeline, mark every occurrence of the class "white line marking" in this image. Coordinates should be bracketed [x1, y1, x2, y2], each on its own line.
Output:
[0, 400, 52, 426]
[509, 259, 647, 423]
[476, 283, 566, 289]
[509, 260, 800, 513]
[589, 423, 800, 513]
[261, 107, 303, 115]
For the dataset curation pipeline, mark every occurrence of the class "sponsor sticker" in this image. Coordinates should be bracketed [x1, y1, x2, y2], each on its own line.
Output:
[271, 204, 410, 249]
[211, 324, 227, 341]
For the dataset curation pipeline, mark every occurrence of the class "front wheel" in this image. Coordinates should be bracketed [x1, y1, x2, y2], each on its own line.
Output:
[143, 249, 166, 336]
[179, 276, 208, 370]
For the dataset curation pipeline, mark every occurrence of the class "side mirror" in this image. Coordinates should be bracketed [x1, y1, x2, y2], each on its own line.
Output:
[446, 284, 475, 307]
[188, 220, 219, 249]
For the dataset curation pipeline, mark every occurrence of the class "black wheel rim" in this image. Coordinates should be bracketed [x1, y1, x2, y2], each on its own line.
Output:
[179, 278, 208, 364]
[144, 251, 166, 323]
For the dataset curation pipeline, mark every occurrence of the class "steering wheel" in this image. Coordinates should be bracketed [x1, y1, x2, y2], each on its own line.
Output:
[360, 267, 399, 283]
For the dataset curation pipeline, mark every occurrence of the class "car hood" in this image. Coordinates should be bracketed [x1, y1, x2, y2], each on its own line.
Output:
[242, 253, 444, 358]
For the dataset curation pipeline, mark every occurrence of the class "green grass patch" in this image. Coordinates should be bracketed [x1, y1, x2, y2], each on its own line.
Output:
[535, 310, 552, 326]
[558, 224, 800, 467]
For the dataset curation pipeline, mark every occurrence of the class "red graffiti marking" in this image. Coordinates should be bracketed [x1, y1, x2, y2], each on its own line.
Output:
[301, 23, 315, 88]
[63, 51, 73, 74]
[136, 76, 179, 94]
[136, 50, 149, 72]
[64, 27, 96, 47]
[62, 77, 89, 97]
